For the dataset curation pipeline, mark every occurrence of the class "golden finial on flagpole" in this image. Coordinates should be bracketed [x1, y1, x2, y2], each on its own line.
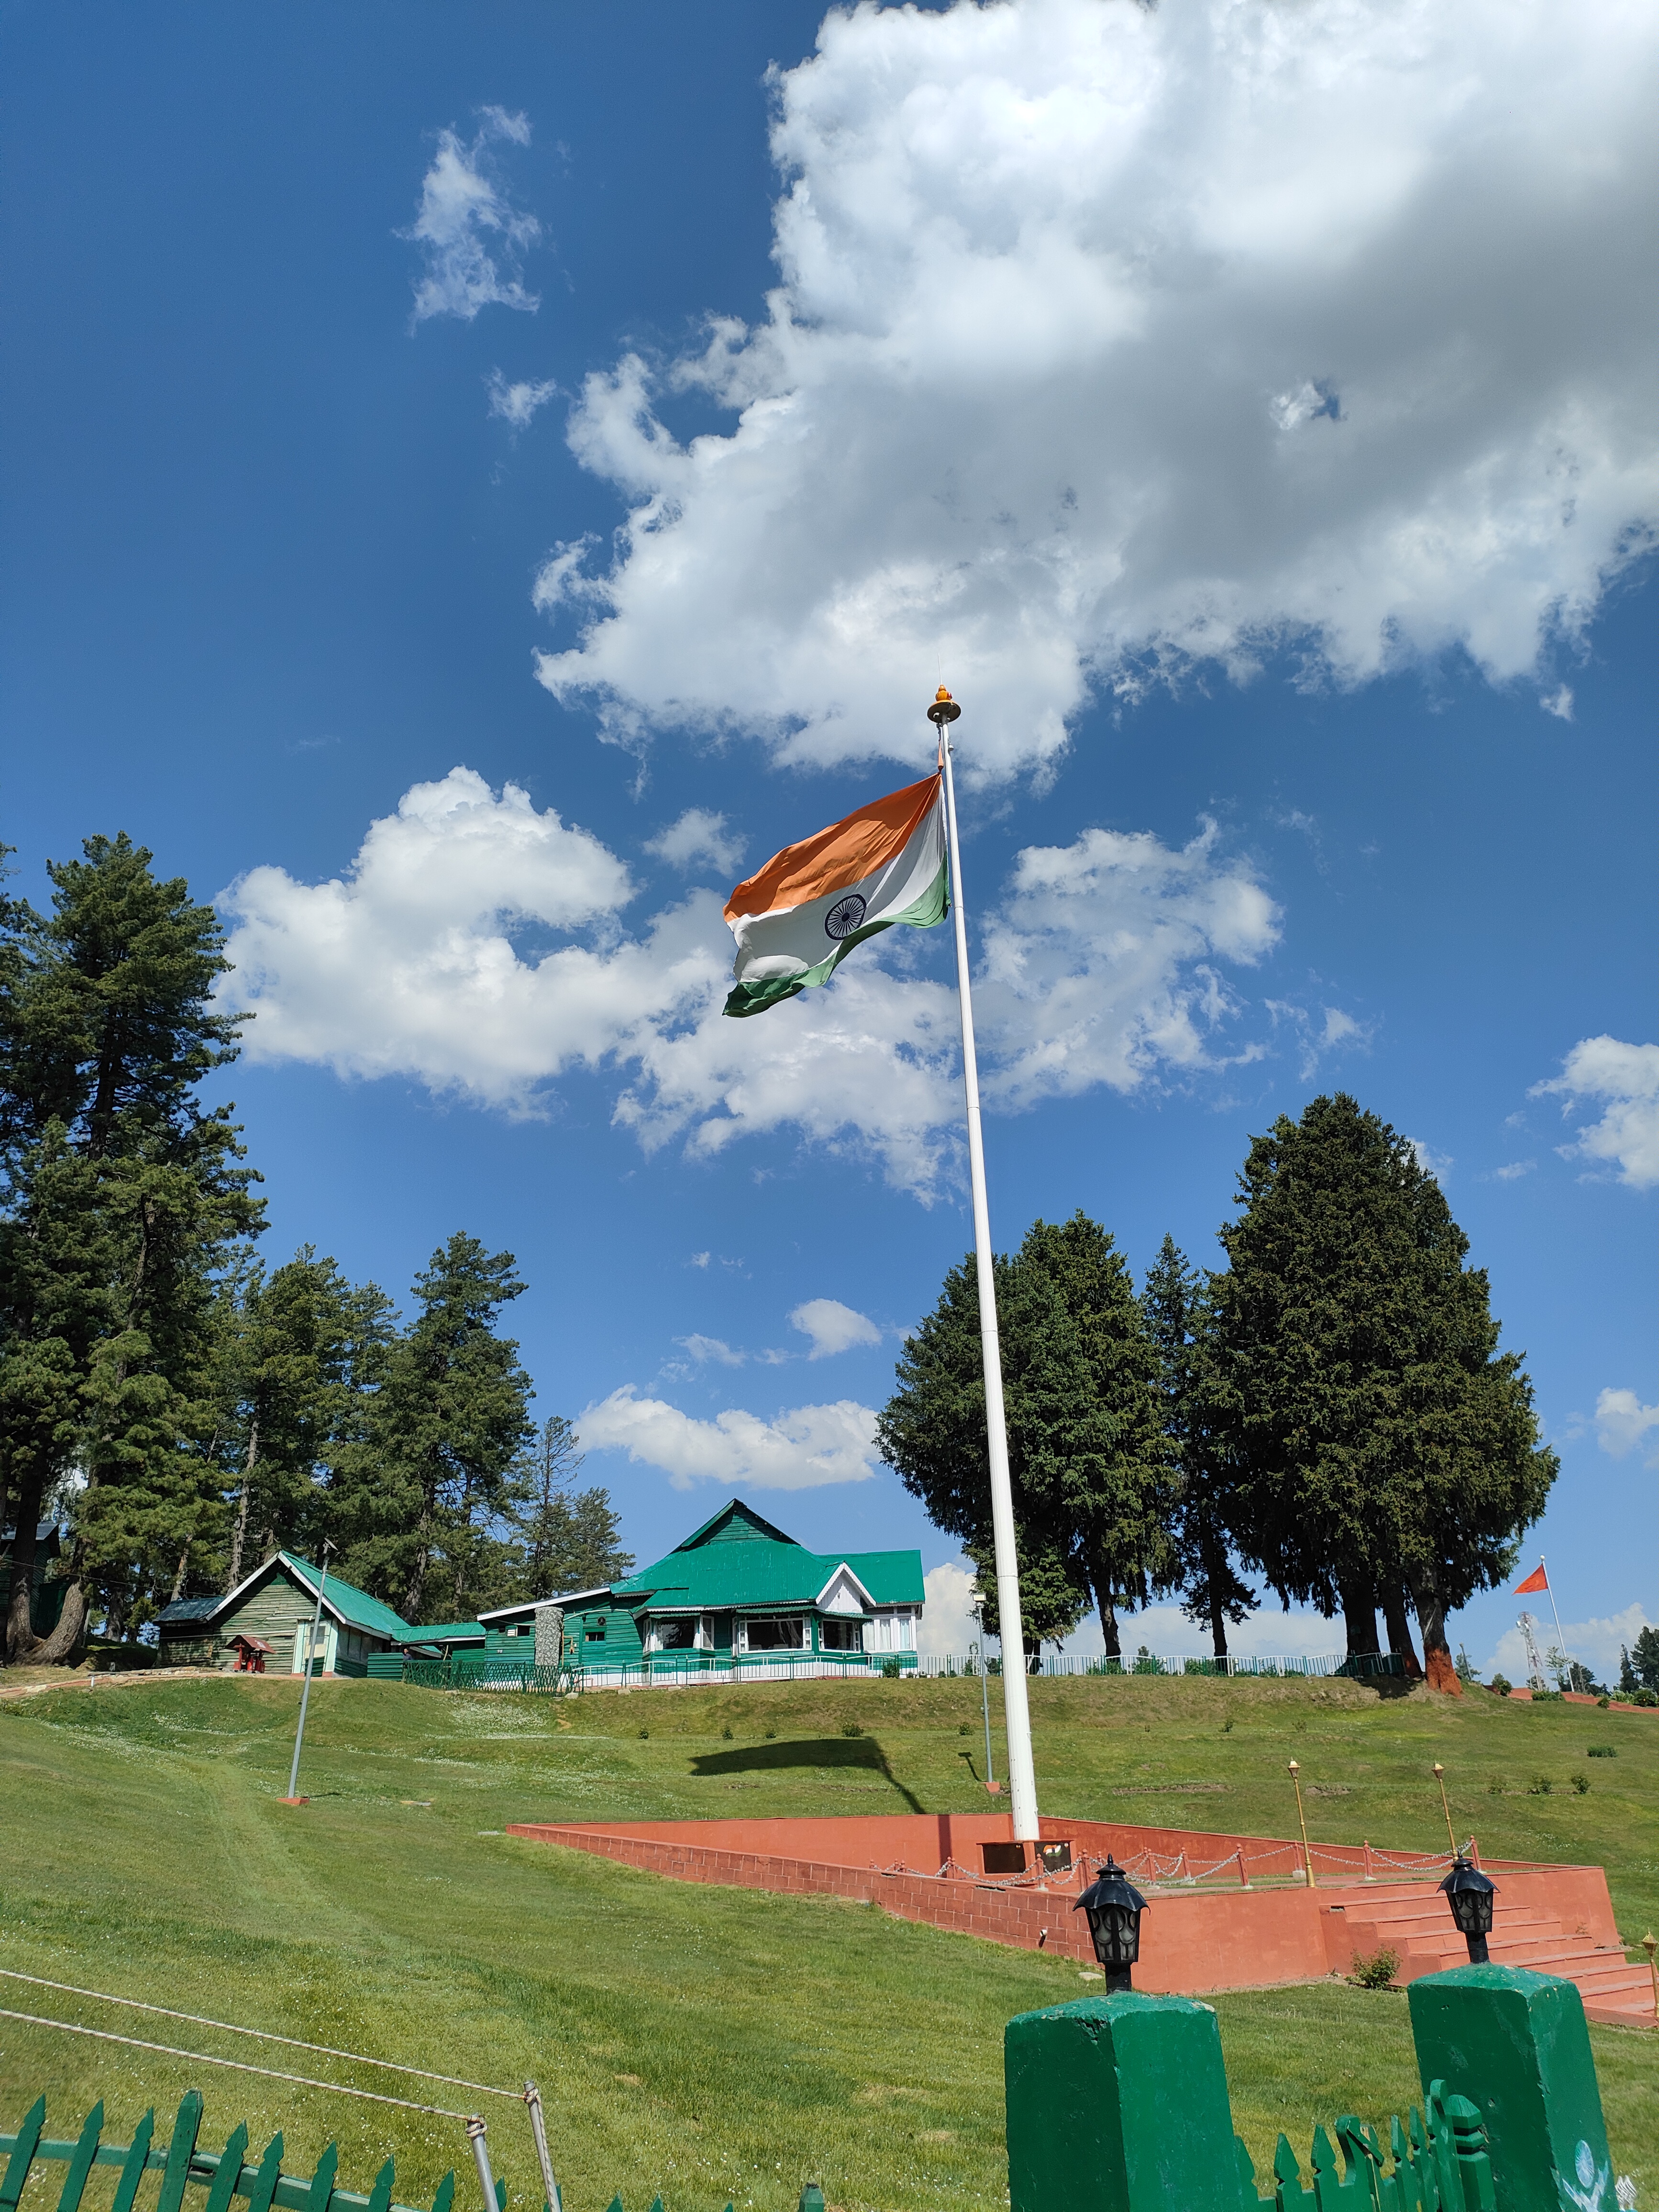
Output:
[928, 684, 961, 727]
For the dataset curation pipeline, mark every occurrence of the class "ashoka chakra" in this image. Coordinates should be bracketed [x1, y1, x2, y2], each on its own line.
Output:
[825, 893, 868, 940]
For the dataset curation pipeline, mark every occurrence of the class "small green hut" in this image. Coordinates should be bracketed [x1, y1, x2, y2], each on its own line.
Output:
[155, 1552, 413, 1676]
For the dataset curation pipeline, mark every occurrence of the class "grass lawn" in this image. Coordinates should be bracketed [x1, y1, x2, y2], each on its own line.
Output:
[0, 1671, 1653, 2212]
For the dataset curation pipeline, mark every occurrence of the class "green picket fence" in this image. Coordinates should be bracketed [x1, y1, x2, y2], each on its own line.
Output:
[0, 2090, 830, 2212]
[388, 1650, 1408, 1694]
[0, 2089, 457, 2212]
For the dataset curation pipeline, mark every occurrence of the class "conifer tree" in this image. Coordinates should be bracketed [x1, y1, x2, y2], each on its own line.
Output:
[878, 1212, 1172, 1659]
[0, 836, 263, 1660]
[505, 1416, 633, 1600]
[1207, 1093, 1556, 1687]
[1141, 1234, 1255, 1660]
[339, 1233, 535, 1621]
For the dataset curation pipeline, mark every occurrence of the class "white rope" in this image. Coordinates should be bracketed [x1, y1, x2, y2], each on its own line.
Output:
[0, 1972, 520, 2102]
[0, 2009, 471, 2120]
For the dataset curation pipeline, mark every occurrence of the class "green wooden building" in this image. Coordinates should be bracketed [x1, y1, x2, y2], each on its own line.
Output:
[477, 1497, 925, 1681]
[155, 1552, 414, 1676]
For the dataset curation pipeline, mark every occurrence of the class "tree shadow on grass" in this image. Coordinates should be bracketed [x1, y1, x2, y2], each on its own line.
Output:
[688, 1736, 925, 1813]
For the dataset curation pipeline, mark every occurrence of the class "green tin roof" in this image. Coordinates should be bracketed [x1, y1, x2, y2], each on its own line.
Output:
[273, 1553, 415, 1642]
[611, 1497, 924, 1614]
[399, 1620, 487, 1647]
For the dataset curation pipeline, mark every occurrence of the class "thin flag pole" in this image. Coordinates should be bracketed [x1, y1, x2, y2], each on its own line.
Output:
[930, 685, 1040, 1844]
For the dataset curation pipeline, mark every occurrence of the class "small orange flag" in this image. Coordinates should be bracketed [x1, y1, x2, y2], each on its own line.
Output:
[1514, 1562, 1549, 1595]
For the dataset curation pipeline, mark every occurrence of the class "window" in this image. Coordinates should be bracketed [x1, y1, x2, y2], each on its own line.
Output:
[741, 1615, 805, 1651]
[585, 1620, 606, 1642]
[648, 1617, 697, 1651]
[819, 1617, 863, 1652]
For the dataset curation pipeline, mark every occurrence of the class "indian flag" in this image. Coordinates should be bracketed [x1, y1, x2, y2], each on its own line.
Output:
[723, 773, 948, 1018]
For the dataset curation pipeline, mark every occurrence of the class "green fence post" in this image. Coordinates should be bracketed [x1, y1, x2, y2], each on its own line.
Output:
[55, 2099, 106, 2212]
[1006, 1992, 1241, 2212]
[111, 2110, 155, 2212]
[201, 2123, 250, 2212]
[0, 2095, 45, 2212]
[1407, 1967, 1612, 2212]
[156, 2091, 206, 2212]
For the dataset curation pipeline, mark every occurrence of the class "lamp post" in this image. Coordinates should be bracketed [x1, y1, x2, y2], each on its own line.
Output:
[1074, 1856, 1149, 1992]
[282, 1541, 332, 1806]
[1439, 1855, 1498, 1964]
[1288, 1759, 1317, 1890]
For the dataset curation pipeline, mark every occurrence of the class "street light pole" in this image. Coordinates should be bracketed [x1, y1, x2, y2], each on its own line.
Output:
[971, 1601, 996, 1793]
[282, 1541, 332, 1806]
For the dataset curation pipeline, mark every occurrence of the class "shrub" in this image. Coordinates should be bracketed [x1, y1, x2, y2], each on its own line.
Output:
[879, 1656, 902, 1679]
[1487, 1777, 1505, 1795]
[1597, 1695, 1611, 1708]
[1587, 1745, 1617, 1758]
[1489, 1674, 1512, 1696]
[1528, 1776, 1553, 1795]
[1635, 1688, 1659, 1708]
[638, 1726, 650, 1739]
[1350, 1945, 1401, 1991]
[763, 1726, 776, 1740]
[720, 1724, 734, 1740]
[958, 1722, 971, 1735]
[841, 1718, 863, 1737]
[1571, 1773, 1590, 1795]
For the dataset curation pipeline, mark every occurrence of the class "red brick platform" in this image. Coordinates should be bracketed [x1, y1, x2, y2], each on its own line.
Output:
[505, 1809, 1654, 2026]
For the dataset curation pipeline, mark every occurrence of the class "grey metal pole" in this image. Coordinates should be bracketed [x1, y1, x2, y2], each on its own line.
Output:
[523, 2081, 560, 2212]
[933, 687, 1039, 1843]
[971, 1611, 996, 1791]
[466, 2117, 499, 2212]
[284, 1541, 332, 1803]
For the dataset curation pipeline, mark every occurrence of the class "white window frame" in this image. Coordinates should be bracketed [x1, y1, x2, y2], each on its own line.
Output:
[736, 1614, 806, 1653]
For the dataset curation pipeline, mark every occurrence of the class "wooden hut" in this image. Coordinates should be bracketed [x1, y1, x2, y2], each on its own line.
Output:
[155, 1552, 414, 1675]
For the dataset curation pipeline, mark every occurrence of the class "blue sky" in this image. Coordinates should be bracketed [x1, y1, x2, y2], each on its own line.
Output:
[3, 0, 1654, 1679]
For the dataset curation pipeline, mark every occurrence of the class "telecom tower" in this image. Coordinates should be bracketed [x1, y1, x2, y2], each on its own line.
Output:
[1517, 1611, 1548, 1692]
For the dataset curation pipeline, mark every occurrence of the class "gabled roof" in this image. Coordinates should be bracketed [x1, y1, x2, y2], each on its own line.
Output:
[615, 1529, 924, 1614]
[156, 1595, 221, 1626]
[399, 1620, 487, 1647]
[816, 1562, 877, 1610]
[158, 1552, 415, 1642]
[671, 1498, 800, 1552]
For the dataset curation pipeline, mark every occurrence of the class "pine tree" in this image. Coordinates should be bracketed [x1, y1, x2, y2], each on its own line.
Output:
[0, 835, 263, 1661]
[339, 1234, 535, 1621]
[1141, 1235, 1255, 1660]
[877, 1213, 1172, 1659]
[1207, 1093, 1557, 1687]
[504, 1416, 633, 1599]
[213, 1249, 396, 1590]
[1633, 1626, 1659, 1693]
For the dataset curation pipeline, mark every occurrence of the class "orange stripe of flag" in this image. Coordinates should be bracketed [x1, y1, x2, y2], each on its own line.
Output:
[1514, 1563, 1548, 1594]
[724, 774, 940, 923]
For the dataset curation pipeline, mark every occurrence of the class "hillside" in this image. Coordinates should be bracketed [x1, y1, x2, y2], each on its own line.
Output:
[0, 1671, 1652, 2212]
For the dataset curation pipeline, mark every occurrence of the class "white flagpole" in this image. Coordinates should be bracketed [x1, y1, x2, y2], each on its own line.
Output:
[929, 686, 1040, 1845]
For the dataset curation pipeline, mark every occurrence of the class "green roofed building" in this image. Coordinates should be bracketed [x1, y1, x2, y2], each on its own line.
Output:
[477, 1497, 925, 1683]
[155, 1552, 414, 1676]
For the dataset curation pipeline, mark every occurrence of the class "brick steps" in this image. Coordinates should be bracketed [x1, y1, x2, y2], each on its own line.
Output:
[1330, 1889, 1655, 2026]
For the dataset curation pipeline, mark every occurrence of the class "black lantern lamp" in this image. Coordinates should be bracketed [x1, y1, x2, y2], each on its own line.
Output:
[1439, 1855, 1497, 1964]
[1073, 1856, 1149, 1992]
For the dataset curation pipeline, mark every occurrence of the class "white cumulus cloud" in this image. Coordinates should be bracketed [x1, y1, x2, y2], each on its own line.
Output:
[407, 110, 541, 325]
[533, 0, 1659, 780]
[1531, 1036, 1659, 1189]
[1595, 1387, 1659, 1465]
[790, 1298, 883, 1358]
[221, 770, 1280, 1190]
[578, 1386, 881, 1490]
[644, 808, 744, 875]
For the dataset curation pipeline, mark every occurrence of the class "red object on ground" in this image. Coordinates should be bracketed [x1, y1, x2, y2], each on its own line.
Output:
[228, 1634, 272, 1674]
[277, 1795, 310, 1806]
[1515, 1563, 1550, 1594]
[503, 1809, 1649, 2025]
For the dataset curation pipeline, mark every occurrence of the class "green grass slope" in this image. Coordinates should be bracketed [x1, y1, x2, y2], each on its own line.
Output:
[0, 1672, 1652, 2212]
